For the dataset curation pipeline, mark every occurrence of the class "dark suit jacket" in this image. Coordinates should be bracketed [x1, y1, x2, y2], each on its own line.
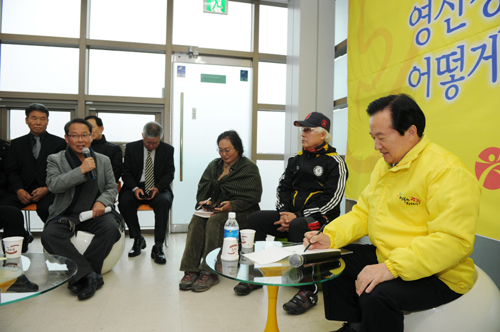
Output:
[0, 139, 9, 198]
[5, 132, 67, 193]
[121, 140, 175, 194]
[91, 135, 123, 182]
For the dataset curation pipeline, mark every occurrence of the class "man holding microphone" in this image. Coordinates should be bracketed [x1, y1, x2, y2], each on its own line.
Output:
[42, 118, 121, 301]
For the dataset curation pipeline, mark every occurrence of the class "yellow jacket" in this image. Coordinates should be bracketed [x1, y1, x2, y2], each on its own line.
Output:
[325, 135, 481, 294]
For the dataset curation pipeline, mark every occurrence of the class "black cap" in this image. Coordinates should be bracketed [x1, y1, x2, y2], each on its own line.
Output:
[294, 112, 331, 133]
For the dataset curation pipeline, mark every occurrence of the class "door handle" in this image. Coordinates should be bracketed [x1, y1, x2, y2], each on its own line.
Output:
[180, 92, 184, 182]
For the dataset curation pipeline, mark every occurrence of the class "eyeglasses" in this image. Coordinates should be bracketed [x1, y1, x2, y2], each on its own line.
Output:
[301, 127, 316, 133]
[217, 147, 235, 154]
[67, 134, 90, 140]
[143, 138, 160, 146]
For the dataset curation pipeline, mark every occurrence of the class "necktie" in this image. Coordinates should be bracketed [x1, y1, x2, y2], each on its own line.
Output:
[145, 151, 154, 194]
[33, 136, 41, 159]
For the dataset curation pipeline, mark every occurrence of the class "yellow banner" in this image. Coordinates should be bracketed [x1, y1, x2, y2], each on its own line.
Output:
[347, 0, 500, 239]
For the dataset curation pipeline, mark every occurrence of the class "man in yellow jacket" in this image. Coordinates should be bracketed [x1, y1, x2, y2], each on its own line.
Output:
[304, 94, 480, 332]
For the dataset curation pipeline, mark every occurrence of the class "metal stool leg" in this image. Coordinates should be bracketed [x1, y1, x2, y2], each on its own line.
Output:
[164, 210, 171, 248]
[23, 210, 31, 232]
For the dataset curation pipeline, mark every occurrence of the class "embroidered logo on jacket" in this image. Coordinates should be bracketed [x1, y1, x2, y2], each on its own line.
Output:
[397, 193, 421, 206]
[313, 166, 324, 177]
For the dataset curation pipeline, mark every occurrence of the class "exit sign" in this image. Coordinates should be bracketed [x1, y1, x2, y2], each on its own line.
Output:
[204, 0, 228, 15]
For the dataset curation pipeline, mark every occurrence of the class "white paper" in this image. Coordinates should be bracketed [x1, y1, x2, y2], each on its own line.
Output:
[79, 206, 112, 222]
[46, 262, 69, 271]
[242, 244, 340, 265]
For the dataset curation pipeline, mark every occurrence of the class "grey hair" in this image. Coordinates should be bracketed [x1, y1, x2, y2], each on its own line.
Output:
[315, 127, 331, 144]
[143, 121, 164, 139]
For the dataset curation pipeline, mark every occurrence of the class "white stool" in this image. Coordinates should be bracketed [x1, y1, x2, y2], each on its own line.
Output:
[404, 266, 500, 332]
[70, 228, 125, 274]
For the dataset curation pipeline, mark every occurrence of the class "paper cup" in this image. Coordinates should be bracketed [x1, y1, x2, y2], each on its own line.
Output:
[2, 236, 24, 258]
[240, 229, 256, 248]
[221, 237, 239, 261]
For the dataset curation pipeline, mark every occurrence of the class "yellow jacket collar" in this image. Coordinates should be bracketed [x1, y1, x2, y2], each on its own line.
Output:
[385, 135, 430, 172]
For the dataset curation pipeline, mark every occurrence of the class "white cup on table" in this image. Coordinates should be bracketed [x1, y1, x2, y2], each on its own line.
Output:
[240, 229, 256, 249]
[221, 237, 239, 261]
[2, 236, 24, 258]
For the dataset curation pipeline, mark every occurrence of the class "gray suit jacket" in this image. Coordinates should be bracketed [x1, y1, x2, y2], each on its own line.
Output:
[46, 150, 118, 222]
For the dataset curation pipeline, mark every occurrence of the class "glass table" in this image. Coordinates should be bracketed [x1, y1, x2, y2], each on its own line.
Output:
[0, 253, 77, 305]
[206, 242, 345, 332]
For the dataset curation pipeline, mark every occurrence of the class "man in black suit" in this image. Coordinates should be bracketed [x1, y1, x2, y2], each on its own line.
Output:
[0, 103, 67, 222]
[1, 138, 33, 253]
[85, 115, 123, 182]
[119, 121, 174, 265]
[0, 138, 10, 199]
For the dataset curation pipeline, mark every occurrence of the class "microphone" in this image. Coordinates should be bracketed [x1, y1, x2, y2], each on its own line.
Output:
[288, 251, 342, 268]
[82, 147, 97, 180]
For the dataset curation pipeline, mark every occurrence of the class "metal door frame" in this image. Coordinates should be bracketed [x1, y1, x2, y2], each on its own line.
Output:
[169, 53, 252, 233]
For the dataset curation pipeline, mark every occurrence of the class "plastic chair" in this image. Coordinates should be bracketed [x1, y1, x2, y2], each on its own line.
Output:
[404, 265, 500, 332]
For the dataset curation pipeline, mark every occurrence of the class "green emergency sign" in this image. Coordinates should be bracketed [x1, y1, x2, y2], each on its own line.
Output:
[204, 0, 228, 15]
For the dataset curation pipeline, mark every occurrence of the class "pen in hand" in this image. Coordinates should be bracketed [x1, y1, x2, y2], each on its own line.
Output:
[303, 223, 326, 252]
[197, 197, 212, 210]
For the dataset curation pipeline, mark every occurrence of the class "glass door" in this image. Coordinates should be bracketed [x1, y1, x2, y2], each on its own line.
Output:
[170, 54, 253, 232]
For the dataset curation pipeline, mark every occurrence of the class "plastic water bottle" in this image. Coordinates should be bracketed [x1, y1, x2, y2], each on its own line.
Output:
[224, 212, 239, 240]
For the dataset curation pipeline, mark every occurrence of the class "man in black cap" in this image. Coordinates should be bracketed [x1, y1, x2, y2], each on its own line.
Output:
[233, 111, 348, 315]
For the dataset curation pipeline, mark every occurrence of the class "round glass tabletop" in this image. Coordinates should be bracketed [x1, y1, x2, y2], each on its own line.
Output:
[206, 241, 345, 287]
[0, 253, 77, 306]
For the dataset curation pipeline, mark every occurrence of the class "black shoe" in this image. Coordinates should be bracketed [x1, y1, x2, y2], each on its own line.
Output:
[151, 245, 166, 264]
[331, 322, 359, 332]
[128, 236, 146, 257]
[8, 275, 39, 292]
[77, 274, 104, 300]
[68, 278, 84, 294]
[22, 231, 34, 253]
[233, 282, 263, 295]
[283, 289, 318, 315]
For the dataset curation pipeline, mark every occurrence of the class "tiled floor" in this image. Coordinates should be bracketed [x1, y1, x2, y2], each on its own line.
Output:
[0, 234, 344, 332]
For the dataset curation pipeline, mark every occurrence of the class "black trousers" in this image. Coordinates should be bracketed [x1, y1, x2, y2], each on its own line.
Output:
[0, 205, 29, 241]
[41, 213, 121, 284]
[0, 191, 55, 223]
[247, 210, 323, 243]
[247, 210, 323, 293]
[323, 244, 462, 332]
[118, 188, 172, 244]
